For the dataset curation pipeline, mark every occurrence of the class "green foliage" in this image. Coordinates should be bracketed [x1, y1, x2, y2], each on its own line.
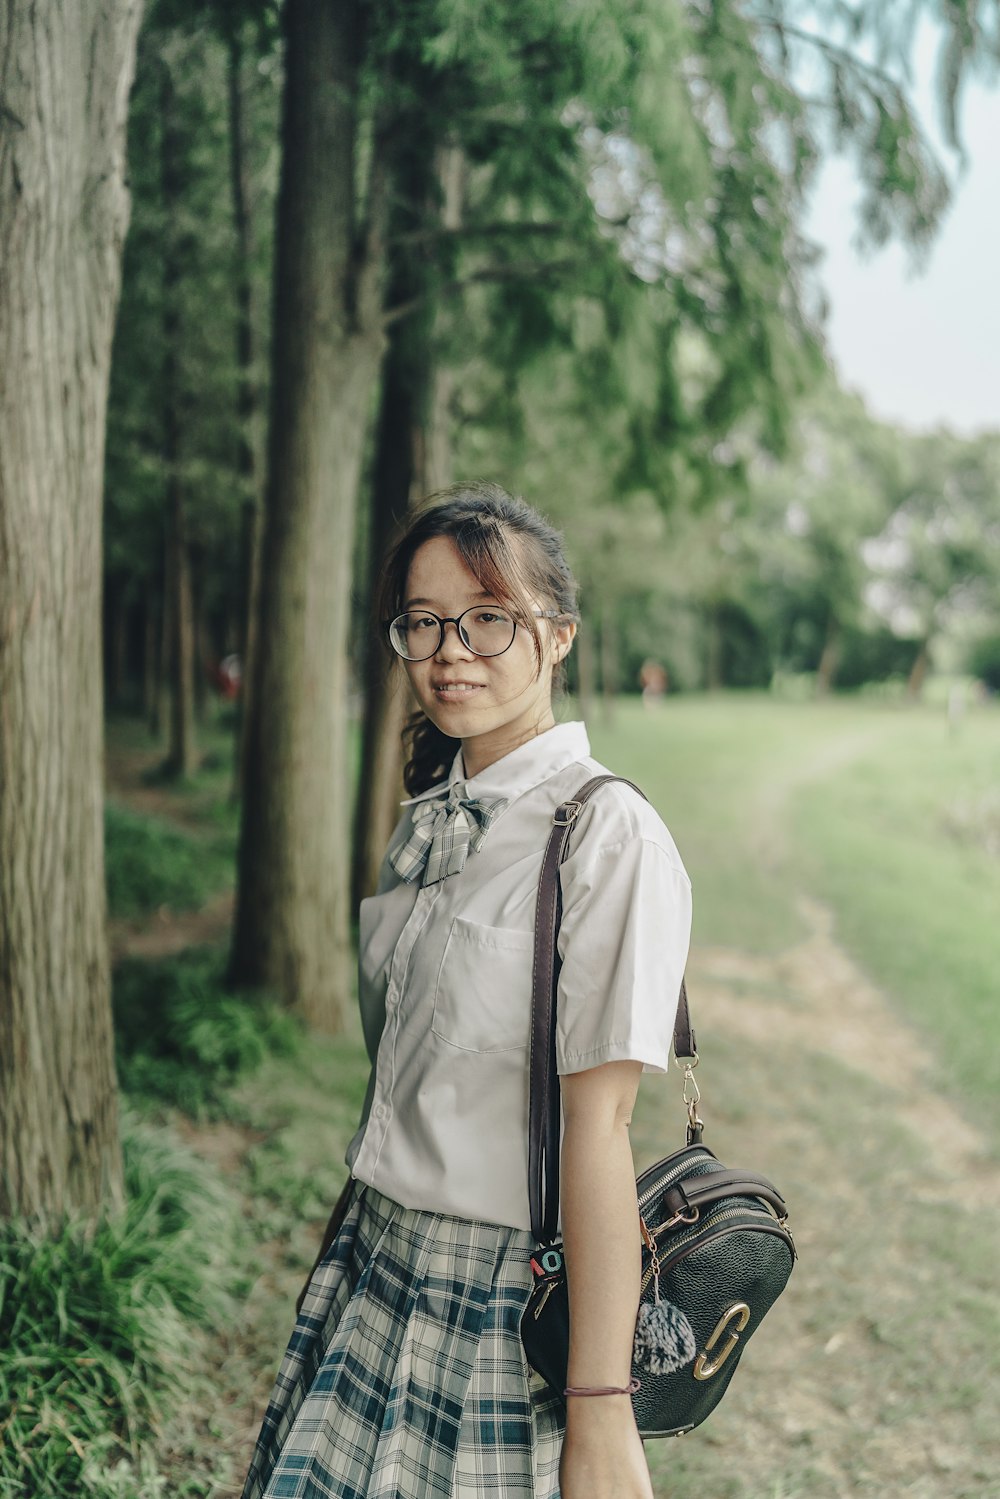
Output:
[864, 429, 1000, 648]
[105, 0, 1000, 720]
[105, 3, 280, 633]
[113, 949, 302, 1115]
[834, 625, 923, 689]
[0, 1120, 238, 1499]
[968, 630, 1000, 690]
[105, 800, 232, 919]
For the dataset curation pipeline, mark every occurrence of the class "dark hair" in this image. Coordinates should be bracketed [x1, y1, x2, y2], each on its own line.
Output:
[376, 481, 580, 795]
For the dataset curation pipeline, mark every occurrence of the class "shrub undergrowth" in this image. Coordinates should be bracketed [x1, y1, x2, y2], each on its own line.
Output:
[105, 802, 232, 920]
[114, 948, 303, 1116]
[0, 1120, 239, 1499]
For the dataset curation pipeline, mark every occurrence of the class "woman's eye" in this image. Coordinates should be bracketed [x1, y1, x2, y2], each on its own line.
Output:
[411, 615, 437, 630]
[475, 610, 509, 625]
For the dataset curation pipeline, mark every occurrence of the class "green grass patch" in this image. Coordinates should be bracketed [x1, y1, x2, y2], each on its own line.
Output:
[105, 802, 233, 920]
[585, 694, 885, 953]
[114, 948, 303, 1117]
[588, 693, 1000, 1148]
[0, 1120, 239, 1499]
[790, 708, 1000, 1146]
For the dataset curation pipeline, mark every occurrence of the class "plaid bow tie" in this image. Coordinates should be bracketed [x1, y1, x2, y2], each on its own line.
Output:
[390, 783, 509, 888]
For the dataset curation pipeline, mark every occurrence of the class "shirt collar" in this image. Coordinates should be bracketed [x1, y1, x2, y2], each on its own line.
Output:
[400, 720, 591, 809]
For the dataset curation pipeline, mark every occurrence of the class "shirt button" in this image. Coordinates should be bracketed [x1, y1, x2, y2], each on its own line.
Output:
[374, 1103, 388, 1120]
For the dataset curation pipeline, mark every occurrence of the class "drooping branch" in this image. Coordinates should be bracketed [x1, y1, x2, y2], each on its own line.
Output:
[754, 15, 909, 99]
[381, 256, 582, 329]
[389, 220, 568, 248]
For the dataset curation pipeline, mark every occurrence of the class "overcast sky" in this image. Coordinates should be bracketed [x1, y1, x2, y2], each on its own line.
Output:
[804, 36, 1000, 436]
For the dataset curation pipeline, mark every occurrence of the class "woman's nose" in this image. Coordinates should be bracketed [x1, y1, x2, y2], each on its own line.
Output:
[435, 619, 475, 661]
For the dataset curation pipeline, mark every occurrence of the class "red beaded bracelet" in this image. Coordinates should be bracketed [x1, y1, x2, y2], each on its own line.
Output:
[563, 1376, 641, 1397]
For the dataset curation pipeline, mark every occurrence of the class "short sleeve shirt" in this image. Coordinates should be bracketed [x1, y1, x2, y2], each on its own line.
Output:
[345, 719, 692, 1231]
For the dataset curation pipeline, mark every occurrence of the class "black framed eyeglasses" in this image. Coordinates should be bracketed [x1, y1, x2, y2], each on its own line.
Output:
[386, 606, 565, 662]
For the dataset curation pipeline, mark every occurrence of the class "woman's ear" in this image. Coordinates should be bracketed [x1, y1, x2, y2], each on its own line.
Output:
[553, 620, 577, 662]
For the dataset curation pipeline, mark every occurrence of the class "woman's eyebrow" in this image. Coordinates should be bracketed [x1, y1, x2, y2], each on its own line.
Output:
[402, 590, 497, 609]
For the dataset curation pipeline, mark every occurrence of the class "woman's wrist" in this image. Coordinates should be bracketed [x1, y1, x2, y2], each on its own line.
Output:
[564, 1376, 640, 1397]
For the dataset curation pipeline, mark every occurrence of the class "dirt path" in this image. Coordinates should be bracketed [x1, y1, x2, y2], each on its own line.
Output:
[645, 722, 1000, 1496]
[693, 895, 1000, 1208]
[109, 887, 234, 963]
[646, 904, 1000, 1498]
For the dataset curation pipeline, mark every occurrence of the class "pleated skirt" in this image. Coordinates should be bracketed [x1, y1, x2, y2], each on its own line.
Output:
[240, 1177, 566, 1498]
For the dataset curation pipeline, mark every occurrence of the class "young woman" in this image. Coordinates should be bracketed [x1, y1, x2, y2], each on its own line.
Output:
[240, 483, 692, 1499]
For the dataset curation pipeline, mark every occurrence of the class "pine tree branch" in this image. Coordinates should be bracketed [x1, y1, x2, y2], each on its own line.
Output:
[754, 15, 906, 100]
[381, 258, 580, 329]
[389, 221, 568, 248]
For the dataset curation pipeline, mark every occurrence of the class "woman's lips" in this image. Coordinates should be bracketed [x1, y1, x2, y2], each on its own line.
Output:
[432, 683, 485, 698]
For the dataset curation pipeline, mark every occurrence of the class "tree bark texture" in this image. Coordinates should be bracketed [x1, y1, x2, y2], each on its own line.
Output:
[227, 25, 261, 805]
[0, 0, 143, 1224]
[154, 534, 172, 737]
[350, 334, 425, 913]
[351, 142, 463, 907]
[160, 62, 197, 777]
[143, 593, 159, 726]
[815, 616, 840, 697]
[229, 0, 386, 1030]
[907, 638, 930, 699]
[706, 602, 724, 691]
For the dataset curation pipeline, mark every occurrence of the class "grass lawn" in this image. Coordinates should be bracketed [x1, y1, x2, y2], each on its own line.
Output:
[80, 697, 1000, 1498]
[586, 691, 1000, 1150]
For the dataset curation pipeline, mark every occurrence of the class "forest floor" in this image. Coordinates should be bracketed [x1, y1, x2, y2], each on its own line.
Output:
[106, 700, 1000, 1499]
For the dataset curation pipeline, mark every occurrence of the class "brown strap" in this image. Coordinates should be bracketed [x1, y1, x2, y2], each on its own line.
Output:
[564, 1377, 642, 1396]
[528, 775, 695, 1243]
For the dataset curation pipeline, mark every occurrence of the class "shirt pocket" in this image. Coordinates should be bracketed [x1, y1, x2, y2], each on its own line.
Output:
[432, 916, 534, 1053]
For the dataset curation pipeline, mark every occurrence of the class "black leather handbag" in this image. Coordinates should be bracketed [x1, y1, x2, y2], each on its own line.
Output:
[519, 774, 796, 1439]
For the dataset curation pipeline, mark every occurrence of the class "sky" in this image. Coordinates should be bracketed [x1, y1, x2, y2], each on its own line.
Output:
[804, 36, 1000, 436]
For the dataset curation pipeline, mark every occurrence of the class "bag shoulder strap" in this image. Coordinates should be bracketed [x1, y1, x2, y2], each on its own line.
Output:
[528, 774, 695, 1243]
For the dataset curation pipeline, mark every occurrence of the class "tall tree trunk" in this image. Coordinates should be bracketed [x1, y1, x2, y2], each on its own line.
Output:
[160, 62, 197, 777]
[106, 574, 129, 710]
[191, 546, 209, 725]
[706, 602, 724, 691]
[154, 534, 171, 738]
[234, 496, 260, 800]
[143, 592, 159, 726]
[350, 137, 448, 909]
[0, 0, 142, 1225]
[226, 22, 261, 804]
[815, 615, 840, 697]
[907, 638, 931, 700]
[229, 0, 386, 1029]
[350, 334, 426, 912]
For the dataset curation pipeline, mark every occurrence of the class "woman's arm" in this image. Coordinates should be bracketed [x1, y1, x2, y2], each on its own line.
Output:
[557, 1059, 655, 1499]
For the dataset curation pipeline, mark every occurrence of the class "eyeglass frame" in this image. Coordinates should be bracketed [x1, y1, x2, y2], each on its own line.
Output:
[385, 605, 569, 661]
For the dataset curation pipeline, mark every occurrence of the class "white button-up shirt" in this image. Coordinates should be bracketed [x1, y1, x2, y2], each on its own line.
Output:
[345, 719, 692, 1231]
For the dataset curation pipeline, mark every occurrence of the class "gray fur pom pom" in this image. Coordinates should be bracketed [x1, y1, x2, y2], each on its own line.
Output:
[633, 1298, 697, 1375]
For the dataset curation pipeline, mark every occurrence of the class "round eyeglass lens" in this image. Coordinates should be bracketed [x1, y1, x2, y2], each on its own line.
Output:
[389, 608, 517, 660]
[461, 607, 516, 655]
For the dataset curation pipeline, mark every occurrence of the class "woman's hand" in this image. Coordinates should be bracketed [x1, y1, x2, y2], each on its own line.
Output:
[559, 1400, 655, 1499]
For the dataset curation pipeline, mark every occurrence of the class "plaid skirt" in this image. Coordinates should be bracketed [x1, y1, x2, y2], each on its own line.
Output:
[240, 1178, 565, 1498]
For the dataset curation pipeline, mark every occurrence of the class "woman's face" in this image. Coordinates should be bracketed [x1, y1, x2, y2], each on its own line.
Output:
[399, 535, 576, 774]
